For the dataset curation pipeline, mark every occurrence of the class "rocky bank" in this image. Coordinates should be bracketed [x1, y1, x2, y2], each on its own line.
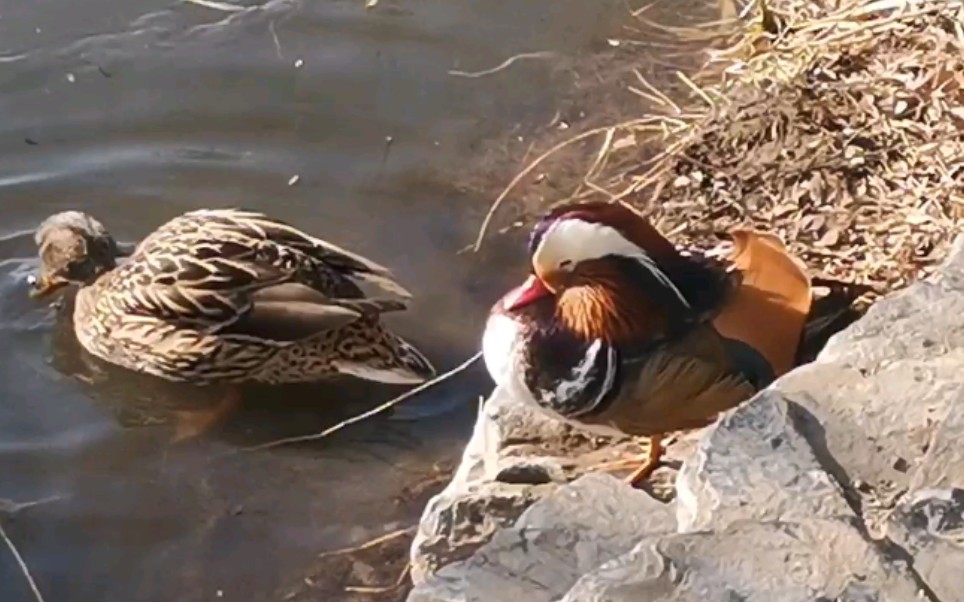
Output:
[406, 234, 964, 602]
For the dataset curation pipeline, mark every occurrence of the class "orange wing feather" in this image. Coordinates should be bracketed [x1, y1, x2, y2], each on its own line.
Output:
[711, 230, 812, 377]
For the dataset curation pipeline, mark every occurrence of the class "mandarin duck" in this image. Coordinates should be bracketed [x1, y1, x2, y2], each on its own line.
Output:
[482, 201, 842, 485]
[30, 209, 435, 439]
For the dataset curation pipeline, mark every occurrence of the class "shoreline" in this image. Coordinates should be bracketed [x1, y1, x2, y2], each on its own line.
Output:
[408, 0, 964, 600]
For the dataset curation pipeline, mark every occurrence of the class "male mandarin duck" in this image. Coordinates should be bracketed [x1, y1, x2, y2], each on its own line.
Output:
[482, 201, 845, 486]
[30, 209, 435, 439]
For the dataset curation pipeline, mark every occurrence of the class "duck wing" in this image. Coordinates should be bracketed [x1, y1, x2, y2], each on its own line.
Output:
[590, 326, 762, 436]
[709, 229, 813, 377]
[111, 209, 411, 342]
[519, 322, 767, 437]
[141, 208, 411, 298]
[582, 230, 815, 435]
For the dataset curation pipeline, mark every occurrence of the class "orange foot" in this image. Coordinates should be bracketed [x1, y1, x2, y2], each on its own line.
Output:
[172, 387, 242, 443]
[624, 434, 664, 487]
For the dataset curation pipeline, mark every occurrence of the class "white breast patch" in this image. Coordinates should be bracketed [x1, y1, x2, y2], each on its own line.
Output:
[481, 311, 524, 387]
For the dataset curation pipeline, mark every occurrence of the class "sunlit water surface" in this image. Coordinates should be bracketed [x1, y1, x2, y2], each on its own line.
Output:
[0, 0, 627, 599]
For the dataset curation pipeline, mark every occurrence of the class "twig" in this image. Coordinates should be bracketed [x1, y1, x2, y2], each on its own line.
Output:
[631, 0, 664, 18]
[317, 527, 415, 559]
[635, 13, 736, 40]
[633, 68, 682, 113]
[676, 71, 716, 109]
[269, 20, 283, 59]
[582, 178, 619, 202]
[0, 495, 64, 516]
[586, 128, 616, 182]
[802, 6, 947, 47]
[448, 51, 556, 79]
[719, 0, 739, 21]
[565, 128, 616, 202]
[472, 121, 651, 251]
[0, 521, 46, 602]
[627, 85, 672, 108]
[345, 564, 411, 594]
[587, 458, 639, 473]
[240, 352, 482, 452]
[182, 0, 246, 11]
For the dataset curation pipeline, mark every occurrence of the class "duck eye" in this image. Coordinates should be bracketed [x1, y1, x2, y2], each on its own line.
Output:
[559, 259, 574, 271]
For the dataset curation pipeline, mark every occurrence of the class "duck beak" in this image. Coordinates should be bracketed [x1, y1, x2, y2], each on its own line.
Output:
[503, 274, 553, 311]
[28, 274, 67, 299]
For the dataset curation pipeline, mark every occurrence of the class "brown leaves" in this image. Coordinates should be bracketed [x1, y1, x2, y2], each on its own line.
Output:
[613, 0, 964, 302]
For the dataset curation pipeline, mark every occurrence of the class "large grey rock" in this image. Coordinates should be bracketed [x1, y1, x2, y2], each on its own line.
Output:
[775, 353, 964, 523]
[408, 235, 964, 602]
[409, 388, 550, 580]
[910, 388, 964, 492]
[677, 391, 851, 532]
[409, 473, 676, 602]
[563, 519, 921, 602]
[772, 237, 964, 534]
[818, 236, 964, 369]
[412, 479, 556, 582]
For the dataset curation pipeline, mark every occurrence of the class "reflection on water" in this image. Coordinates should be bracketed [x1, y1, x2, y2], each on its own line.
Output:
[0, 0, 624, 599]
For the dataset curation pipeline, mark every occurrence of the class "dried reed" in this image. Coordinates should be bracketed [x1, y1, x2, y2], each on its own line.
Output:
[476, 0, 964, 300]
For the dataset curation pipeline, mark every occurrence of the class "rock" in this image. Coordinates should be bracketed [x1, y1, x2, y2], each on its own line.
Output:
[411, 479, 554, 581]
[494, 458, 566, 485]
[408, 234, 964, 602]
[409, 474, 676, 602]
[409, 386, 639, 583]
[819, 236, 964, 369]
[910, 391, 964, 492]
[770, 239, 964, 535]
[563, 519, 921, 602]
[775, 352, 964, 523]
[676, 391, 852, 532]
[885, 488, 964, 602]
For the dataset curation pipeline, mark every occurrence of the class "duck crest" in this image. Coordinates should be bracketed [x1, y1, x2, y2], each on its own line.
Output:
[531, 201, 679, 262]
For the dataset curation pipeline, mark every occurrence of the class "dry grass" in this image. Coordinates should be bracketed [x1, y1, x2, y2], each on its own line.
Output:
[474, 0, 964, 300]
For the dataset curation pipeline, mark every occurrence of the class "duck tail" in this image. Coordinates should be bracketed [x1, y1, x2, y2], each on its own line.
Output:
[333, 327, 436, 385]
[352, 270, 413, 300]
[794, 279, 871, 365]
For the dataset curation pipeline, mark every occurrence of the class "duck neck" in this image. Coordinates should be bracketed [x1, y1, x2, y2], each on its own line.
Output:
[555, 282, 666, 344]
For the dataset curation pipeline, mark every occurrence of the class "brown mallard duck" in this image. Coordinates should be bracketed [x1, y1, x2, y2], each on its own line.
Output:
[30, 208, 436, 437]
[482, 201, 860, 485]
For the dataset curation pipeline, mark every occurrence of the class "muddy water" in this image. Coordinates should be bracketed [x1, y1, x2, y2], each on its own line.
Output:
[0, 0, 626, 600]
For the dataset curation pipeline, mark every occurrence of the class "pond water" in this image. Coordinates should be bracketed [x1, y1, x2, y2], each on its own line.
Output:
[0, 0, 627, 600]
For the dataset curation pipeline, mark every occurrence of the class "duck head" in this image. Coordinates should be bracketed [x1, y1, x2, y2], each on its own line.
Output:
[30, 211, 121, 298]
[499, 201, 695, 343]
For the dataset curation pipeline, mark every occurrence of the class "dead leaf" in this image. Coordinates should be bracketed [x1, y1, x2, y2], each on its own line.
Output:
[815, 227, 842, 248]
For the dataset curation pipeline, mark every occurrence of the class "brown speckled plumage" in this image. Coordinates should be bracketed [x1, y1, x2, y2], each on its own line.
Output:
[33, 208, 436, 386]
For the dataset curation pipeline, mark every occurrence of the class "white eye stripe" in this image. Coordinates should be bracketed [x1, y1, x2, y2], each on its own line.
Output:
[534, 219, 641, 266]
[630, 252, 691, 309]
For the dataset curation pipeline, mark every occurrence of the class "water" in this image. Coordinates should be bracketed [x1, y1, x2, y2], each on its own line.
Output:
[0, 0, 626, 599]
